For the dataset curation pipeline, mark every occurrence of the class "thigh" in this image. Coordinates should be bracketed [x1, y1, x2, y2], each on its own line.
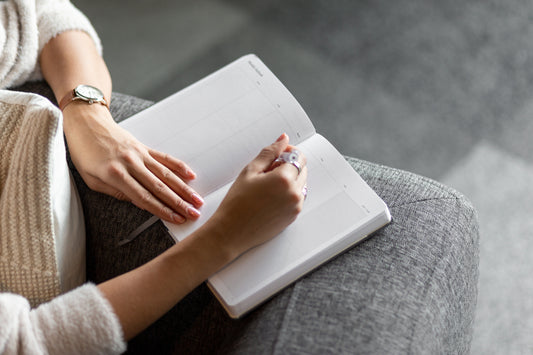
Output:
[163, 159, 479, 355]
[13, 83, 479, 354]
[13, 82, 172, 281]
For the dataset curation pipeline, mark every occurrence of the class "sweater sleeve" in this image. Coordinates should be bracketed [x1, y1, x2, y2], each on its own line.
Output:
[35, 0, 102, 54]
[27, 0, 103, 81]
[0, 284, 126, 355]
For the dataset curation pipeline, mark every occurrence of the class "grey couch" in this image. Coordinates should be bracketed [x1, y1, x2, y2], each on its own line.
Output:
[17, 83, 480, 354]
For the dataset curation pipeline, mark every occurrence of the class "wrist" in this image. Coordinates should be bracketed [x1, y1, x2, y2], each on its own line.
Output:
[176, 220, 240, 275]
[62, 99, 114, 128]
[198, 222, 238, 266]
[198, 213, 246, 262]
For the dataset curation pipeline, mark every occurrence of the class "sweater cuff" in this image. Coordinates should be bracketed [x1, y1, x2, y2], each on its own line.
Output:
[31, 283, 126, 354]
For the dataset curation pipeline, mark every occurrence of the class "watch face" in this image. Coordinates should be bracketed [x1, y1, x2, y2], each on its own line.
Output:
[75, 85, 104, 101]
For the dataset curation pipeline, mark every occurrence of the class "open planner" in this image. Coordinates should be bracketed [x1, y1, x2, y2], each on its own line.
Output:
[119, 54, 391, 318]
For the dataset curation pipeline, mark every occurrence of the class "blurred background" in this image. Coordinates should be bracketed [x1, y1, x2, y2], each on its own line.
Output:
[75, 0, 533, 353]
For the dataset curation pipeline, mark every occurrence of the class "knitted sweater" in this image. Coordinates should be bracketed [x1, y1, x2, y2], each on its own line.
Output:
[0, 284, 125, 354]
[0, 1, 126, 353]
[0, 0, 102, 89]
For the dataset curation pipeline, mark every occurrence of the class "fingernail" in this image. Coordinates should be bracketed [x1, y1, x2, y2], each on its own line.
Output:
[187, 169, 196, 179]
[172, 213, 186, 224]
[187, 206, 201, 218]
[276, 133, 287, 142]
[192, 193, 204, 206]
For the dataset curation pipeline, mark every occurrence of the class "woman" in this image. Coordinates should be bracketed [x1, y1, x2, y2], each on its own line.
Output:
[0, 0, 307, 353]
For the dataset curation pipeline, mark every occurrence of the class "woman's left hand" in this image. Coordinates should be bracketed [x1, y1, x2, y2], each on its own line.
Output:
[62, 102, 204, 224]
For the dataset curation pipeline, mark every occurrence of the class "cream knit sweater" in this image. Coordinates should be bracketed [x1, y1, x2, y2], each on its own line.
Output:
[0, 0, 102, 89]
[0, 1, 126, 353]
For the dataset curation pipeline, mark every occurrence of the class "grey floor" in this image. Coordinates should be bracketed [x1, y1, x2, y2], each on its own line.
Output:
[76, 0, 533, 353]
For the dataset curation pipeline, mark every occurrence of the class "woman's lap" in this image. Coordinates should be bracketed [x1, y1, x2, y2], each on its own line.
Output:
[15, 82, 479, 354]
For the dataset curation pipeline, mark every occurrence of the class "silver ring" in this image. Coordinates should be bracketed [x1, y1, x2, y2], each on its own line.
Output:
[289, 161, 301, 175]
[302, 184, 308, 200]
[274, 149, 302, 175]
[278, 149, 300, 163]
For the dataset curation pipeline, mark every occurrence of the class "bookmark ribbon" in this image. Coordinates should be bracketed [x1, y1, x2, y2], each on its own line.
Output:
[118, 215, 160, 246]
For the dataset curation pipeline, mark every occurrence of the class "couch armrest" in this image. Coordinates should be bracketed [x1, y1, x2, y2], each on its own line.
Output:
[205, 158, 479, 355]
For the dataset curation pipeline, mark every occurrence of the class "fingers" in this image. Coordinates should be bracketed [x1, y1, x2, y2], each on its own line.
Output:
[295, 164, 308, 190]
[149, 149, 196, 181]
[275, 149, 308, 209]
[247, 133, 289, 173]
[91, 150, 204, 224]
[142, 148, 204, 218]
[130, 161, 202, 222]
[115, 172, 189, 224]
[118, 167, 198, 223]
[273, 148, 307, 180]
[84, 173, 186, 223]
[295, 166, 308, 208]
[261, 137, 308, 211]
[144, 157, 204, 208]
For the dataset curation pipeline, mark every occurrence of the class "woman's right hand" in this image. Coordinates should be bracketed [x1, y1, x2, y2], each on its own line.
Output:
[203, 133, 308, 260]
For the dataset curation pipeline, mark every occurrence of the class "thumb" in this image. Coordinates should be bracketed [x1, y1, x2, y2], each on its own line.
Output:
[248, 133, 289, 173]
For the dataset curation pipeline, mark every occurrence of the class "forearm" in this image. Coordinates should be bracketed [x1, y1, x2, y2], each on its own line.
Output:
[97, 222, 232, 340]
[39, 30, 111, 107]
[96, 133, 306, 340]
[38, 29, 203, 223]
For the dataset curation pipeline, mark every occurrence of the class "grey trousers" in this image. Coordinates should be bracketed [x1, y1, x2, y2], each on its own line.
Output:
[15, 82, 479, 355]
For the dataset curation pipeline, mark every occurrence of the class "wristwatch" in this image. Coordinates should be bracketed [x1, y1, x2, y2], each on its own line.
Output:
[59, 84, 109, 111]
